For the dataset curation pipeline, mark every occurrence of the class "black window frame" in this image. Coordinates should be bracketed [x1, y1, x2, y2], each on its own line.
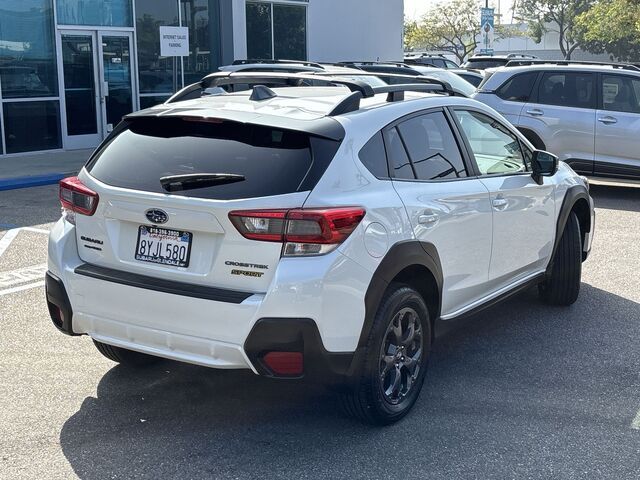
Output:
[449, 106, 531, 178]
[381, 107, 476, 183]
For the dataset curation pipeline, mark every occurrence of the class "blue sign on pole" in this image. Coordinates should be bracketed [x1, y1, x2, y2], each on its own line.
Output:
[480, 7, 495, 55]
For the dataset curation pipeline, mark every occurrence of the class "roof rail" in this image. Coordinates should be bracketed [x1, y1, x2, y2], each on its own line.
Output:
[164, 72, 453, 112]
[327, 91, 363, 116]
[505, 59, 640, 71]
[337, 61, 410, 68]
[231, 59, 325, 69]
[373, 83, 447, 102]
[165, 72, 377, 103]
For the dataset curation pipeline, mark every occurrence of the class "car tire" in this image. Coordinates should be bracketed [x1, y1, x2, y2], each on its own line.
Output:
[93, 340, 161, 367]
[340, 284, 431, 425]
[539, 212, 582, 305]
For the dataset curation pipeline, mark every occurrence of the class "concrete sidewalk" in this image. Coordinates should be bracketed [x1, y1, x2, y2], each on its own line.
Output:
[0, 149, 92, 190]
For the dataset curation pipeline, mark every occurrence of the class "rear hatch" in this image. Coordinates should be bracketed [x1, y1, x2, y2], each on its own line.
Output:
[73, 115, 341, 293]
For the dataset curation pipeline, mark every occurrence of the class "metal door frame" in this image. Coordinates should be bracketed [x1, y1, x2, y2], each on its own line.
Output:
[97, 30, 137, 138]
[57, 29, 102, 150]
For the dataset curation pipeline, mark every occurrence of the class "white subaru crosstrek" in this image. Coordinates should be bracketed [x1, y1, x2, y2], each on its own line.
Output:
[47, 72, 594, 424]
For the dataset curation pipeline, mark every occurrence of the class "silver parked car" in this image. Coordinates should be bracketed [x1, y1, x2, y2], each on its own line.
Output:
[473, 61, 640, 180]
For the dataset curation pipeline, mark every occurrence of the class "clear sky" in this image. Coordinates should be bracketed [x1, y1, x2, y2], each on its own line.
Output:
[404, 0, 438, 20]
[405, 0, 510, 22]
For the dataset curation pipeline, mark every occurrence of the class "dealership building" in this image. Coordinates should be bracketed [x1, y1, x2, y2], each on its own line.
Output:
[0, 0, 402, 157]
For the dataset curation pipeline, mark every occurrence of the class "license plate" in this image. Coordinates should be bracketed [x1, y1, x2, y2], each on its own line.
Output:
[135, 225, 192, 267]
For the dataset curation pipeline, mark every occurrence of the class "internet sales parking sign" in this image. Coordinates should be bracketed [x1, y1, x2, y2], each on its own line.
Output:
[480, 8, 494, 55]
[160, 26, 189, 56]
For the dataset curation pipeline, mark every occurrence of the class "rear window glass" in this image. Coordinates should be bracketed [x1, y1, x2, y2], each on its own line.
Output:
[87, 117, 338, 200]
[465, 59, 508, 69]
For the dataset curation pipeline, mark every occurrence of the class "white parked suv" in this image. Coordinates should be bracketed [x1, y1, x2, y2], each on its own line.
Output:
[47, 73, 594, 424]
[473, 60, 640, 180]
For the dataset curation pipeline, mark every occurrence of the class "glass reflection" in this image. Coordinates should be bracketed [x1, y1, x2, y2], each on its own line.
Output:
[62, 35, 98, 136]
[136, 0, 179, 94]
[57, 0, 133, 27]
[0, 0, 58, 98]
[181, 0, 212, 85]
[4, 101, 61, 153]
[246, 2, 272, 59]
[273, 4, 306, 60]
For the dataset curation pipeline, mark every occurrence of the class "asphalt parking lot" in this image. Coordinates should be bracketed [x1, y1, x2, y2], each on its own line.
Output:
[1, 183, 639, 479]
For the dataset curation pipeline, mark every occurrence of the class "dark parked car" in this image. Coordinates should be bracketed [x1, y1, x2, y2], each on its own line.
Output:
[404, 53, 459, 69]
[462, 54, 538, 70]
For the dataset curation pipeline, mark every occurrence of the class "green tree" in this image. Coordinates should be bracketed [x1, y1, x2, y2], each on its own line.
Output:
[576, 0, 640, 61]
[404, 0, 483, 63]
[515, 0, 594, 59]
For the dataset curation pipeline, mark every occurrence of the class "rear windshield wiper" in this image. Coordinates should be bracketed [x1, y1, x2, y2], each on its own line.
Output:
[160, 173, 245, 192]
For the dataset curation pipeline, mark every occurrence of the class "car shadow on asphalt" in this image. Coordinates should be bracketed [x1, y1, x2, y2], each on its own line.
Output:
[590, 184, 640, 213]
[59, 283, 640, 479]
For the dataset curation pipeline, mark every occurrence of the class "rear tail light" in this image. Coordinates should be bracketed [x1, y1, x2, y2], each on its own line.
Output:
[229, 207, 365, 256]
[59, 176, 99, 224]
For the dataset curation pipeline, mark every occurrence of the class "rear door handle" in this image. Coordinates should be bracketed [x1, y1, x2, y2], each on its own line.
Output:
[492, 198, 508, 210]
[418, 213, 439, 226]
[526, 109, 544, 116]
[597, 116, 617, 125]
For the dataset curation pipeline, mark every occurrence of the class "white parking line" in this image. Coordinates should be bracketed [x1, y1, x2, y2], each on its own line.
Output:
[632, 409, 640, 430]
[21, 227, 51, 235]
[0, 281, 44, 296]
[0, 264, 48, 288]
[0, 229, 20, 258]
[0, 227, 50, 260]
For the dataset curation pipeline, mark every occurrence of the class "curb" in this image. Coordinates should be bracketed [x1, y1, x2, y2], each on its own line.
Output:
[0, 173, 69, 192]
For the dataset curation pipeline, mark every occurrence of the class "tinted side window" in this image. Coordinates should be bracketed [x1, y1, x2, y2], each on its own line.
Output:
[602, 75, 640, 113]
[454, 110, 526, 175]
[358, 132, 389, 178]
[432, 59, 445, 68]
[396, 112, 467, 180]
[460, 74, 482, 87]
[497, 72, 538, 102]
[537, 72, 595, 109]
[386, 127, 415, 179]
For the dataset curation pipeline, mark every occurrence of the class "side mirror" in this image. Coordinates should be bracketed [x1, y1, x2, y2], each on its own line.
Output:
[531, 150, 558, 184]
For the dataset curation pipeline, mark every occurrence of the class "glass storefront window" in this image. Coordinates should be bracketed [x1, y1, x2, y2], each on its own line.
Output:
[140, 95, 170, 109]
[57, 0, 133, 27]
[181, 0, 215, 85]
[0, 0, 58, 99]
[136, 0, 180, 94]
[246, 2, 307, 60]
[3, 101, 61, 153]
[246, 2, 272, 60]
[273, 4, 306, 60]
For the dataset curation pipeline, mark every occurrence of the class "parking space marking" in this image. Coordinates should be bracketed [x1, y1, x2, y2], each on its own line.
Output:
[0, 264, 48, 288]
[0, 281, 44, 296]
[632, 409, 640, 430]
[22, 227, 51, 235]
[0, 229, 20, 258]
[0, 226, 50, 259]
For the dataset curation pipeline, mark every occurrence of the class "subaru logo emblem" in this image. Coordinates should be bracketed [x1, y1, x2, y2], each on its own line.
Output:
[145, 209, 168, 224]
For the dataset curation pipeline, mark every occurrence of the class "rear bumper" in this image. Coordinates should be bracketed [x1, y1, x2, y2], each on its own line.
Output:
[47, 218, 370, 378]
[45, 271, 77, 336]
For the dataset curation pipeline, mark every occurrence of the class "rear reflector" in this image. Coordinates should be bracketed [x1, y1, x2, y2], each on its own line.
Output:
[229, 207, 365, 256]
[262, 351, 304, 376]
[59, 176, 99, 216]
